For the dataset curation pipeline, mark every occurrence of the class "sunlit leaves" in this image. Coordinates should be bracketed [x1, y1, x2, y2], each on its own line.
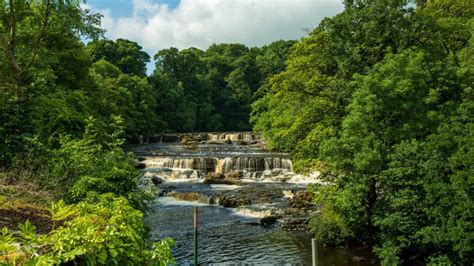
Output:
[1, 195, 175, 265]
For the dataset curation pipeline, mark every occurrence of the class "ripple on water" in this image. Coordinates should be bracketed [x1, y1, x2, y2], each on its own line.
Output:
[146, 202, 380, 266]
[146, 203, 313, 265]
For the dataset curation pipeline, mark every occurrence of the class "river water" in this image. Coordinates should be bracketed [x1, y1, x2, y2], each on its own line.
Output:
[146, 198, 314, 265]
[133, 132, 379, 265]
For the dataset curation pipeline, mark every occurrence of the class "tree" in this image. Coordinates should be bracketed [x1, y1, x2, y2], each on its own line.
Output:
[0, 0, 102, 93]
[252, 0, 473, 263]
[87, 38, 150, 77]
[0, 0, 101, 165]
[89, 59, 162, 141]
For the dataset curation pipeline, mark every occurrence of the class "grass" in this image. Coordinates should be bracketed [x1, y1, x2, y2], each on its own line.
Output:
[0, 172, 56, 234]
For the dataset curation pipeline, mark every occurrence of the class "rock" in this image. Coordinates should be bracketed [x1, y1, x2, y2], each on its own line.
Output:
[273, 175, 291, 183]
[207, 196, 216, 205]
[151, 175, 163, 185]
[353, 256, 367, 262]
[136, 162, 147, 169]
[218, 195, 251, 208]
[280, 217, 309, 231]
[168, 191, 202, 202]
[205, 179, 239, 185]
[224, 138, 232, 144]
[242, 221, 261, 226]
[260, 216, 278, 227]
[170, 169, 198, 179]
[203, 172, 241, 185]
[203, 172, 224, 182]
[157, 185, 176, 196]
[185, 143, 198, 150]
[206, 140, 222, 145]
[282, 190, 295, 199]
[181, 136, 198, 145]
[181, 133, 208, 144]
[225, 171, 243, 179]
[290, 191, 313, 208]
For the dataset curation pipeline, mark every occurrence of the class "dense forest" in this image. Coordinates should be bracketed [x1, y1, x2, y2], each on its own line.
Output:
[0, 0, 472, 265]
[85, 39, 296, 135]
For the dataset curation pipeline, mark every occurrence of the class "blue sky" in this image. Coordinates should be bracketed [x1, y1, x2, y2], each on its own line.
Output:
[87, 0, 181, 17]
[83, 0, 344, 73]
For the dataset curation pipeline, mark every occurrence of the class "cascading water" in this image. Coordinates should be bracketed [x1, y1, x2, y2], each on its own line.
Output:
[137, 133, 294, 181]
[131, 132, 379, 265]
[207, 132, 258, 142]
[143, 156, 292, 180]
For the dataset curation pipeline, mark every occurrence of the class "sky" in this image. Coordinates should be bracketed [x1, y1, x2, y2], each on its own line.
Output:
[84, 0, 344, 72]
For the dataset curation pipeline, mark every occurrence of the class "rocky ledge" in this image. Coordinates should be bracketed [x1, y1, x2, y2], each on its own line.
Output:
[153, 180, 318, 231]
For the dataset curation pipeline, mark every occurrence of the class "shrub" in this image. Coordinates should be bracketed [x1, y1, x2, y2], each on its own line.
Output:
[309, 205, 350, 246]
[0, 194, 175, 265]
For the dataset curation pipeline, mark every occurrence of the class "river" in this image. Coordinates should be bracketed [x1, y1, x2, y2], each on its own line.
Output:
[131, 132, 379, 265]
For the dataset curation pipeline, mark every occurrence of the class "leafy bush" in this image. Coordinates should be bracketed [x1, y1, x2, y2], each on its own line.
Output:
[0, 194, 175, 265]
[309, 206, 350, 246]
[36, 116, 152, 209]
[1, 116, 172, 265]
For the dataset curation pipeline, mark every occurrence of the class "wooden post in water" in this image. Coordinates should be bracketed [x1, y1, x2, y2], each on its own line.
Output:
[194, 207, 198, 265]
[312, 238, 319, 266]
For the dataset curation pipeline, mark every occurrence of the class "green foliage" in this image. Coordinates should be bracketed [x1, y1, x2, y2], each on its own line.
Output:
[0, 195, 175, 265]
[89, 60, 163, 141]
[1, 2, 176, 265]
[42, 116, 151, 210]
[373, 94, 474, 264]
[3, 0, 471, 264]
[254, 0, 474, 264]
[87, 38, 151, 77]
[0, 92, 33, 166]
[46, 194, 174, 265]
[150, 41, 295, 132]
[309, 206, 350, 246]
[0, 227, 17, 259]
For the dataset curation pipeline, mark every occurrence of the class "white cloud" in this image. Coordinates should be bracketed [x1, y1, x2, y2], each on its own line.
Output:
[92, 0, 344, 55]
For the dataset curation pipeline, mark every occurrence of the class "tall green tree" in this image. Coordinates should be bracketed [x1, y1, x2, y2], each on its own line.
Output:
[0, 0, 101, 165]
[87, 39, 150, 77]
[89, 59, 162, 141]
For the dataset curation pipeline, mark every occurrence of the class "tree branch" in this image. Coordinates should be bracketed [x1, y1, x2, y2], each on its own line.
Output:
[24, 0, 51, 71]
[6, 0, 23, 81]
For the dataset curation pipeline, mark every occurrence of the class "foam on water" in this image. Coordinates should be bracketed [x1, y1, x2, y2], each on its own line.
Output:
[157, 197, 211, 207]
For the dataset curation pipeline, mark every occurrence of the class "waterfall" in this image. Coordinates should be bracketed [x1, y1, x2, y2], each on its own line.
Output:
[136, 132, 294, 181]
[207, 132, 259, 141]
[144, 156, 292, 179]
[215, 157, 233, 174]
[215, 157, 292, 174]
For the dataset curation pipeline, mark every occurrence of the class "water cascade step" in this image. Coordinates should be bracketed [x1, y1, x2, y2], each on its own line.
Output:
[143, 156, 293, 179]
[132, 132, 295, 181]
